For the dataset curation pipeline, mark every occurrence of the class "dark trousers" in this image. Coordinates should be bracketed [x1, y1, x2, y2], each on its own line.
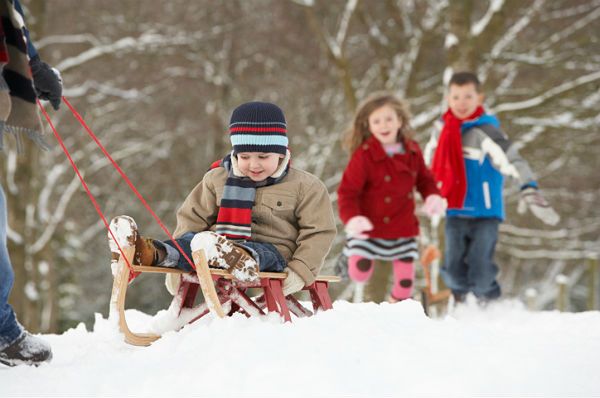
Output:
[441, 217, 501, 300]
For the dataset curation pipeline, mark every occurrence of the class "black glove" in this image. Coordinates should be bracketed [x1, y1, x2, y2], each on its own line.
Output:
[29, 55, 63, 110]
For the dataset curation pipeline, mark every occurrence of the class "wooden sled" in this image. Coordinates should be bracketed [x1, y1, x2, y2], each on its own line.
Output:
[109, 245, 340, 346]
[419, 244, 451, 315]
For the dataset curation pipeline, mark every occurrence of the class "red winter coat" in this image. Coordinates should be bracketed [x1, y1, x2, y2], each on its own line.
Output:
[338, 135, 439, 239]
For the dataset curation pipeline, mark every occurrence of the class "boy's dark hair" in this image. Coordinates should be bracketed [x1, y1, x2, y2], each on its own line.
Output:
[449, 72, 481, 92]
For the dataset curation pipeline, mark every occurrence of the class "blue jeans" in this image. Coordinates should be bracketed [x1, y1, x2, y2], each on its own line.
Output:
[441, 217, 501, 300]
[159, 232, 287, 273]
[0, 185, 23, 350]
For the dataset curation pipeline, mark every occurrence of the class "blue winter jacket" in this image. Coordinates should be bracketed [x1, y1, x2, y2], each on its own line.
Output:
[425, 113, 537, 220]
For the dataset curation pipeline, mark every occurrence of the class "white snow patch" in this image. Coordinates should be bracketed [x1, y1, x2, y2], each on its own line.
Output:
[1, 300, 599, 396]
[108, 216, 137, 249]
[444, 33, 459, 49]
[471, 0, 504, 36]
[24, 281, 39, 301]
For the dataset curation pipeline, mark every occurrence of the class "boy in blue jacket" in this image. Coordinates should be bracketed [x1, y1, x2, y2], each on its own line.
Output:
[425, 72, 559, 302]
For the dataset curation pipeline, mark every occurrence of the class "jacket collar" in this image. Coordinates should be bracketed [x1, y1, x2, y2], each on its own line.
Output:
[363, 135, 417, 162]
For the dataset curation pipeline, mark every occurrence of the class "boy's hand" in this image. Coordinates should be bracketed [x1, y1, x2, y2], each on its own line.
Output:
[29, 55, 63, 110]
[422, 194, 447, 218]
[283, 268, 304, 296]
[518, 187, 560, 226]
[345, 216, 373, 239]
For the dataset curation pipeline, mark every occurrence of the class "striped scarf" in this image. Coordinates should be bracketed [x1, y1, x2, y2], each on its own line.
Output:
[0, 0, 47, 153]
[212, 150, 290, 240]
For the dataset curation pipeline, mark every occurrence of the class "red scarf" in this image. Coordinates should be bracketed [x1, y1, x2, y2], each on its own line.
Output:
[431, 106, 485, 209]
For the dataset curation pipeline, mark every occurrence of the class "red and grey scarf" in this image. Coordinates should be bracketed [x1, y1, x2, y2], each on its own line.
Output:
[211, 150, 290, 240]
[431, 106, 485, 209]
[0, 0, 46, 152]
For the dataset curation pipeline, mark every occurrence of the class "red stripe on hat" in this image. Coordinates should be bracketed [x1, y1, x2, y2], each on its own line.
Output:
[230, 127, 287, 133]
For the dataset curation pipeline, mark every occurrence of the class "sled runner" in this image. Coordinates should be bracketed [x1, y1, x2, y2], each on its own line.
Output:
[109, 241, 340, 346]
[419, 244, 451, 315]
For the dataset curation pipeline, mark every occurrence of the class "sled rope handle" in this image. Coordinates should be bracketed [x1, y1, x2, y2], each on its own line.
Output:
[38, 97, 197, 271]
[37, 99, 134, 272]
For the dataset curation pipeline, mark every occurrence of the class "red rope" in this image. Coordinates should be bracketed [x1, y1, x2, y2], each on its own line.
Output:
[40, 97, 196, 271]
[37, 99, 134, 273]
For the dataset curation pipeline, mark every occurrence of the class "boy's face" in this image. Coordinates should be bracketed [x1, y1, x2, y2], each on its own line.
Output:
[237, 152, 284, 181]
[368, 104, 402, 145]
[447, 83, 484, 120]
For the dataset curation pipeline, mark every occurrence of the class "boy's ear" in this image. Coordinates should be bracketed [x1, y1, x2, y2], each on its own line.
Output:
[478, 92, 485, 105]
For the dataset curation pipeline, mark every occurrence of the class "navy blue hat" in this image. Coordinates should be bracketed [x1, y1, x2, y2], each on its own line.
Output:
[229, 102, 288, 155]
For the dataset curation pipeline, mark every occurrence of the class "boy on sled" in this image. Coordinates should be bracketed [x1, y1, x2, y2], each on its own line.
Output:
[109, 101, 336, 297]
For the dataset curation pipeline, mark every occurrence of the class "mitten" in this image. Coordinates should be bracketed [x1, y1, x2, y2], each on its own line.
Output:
[283, 267, 305, 296]
[344, 215, 373, 239]
[29, 55, 63, 110]
[422, 194, 447, 218]
[518, 187, 560, 226]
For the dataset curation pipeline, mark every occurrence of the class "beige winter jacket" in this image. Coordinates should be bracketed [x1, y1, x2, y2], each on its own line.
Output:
[172, 166, 336, 286]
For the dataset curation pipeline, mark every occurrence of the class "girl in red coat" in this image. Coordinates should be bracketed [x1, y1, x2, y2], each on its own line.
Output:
[338, 92, 446, 302]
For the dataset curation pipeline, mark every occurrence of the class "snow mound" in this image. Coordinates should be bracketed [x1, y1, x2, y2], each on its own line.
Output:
[1, 299, 599, 397]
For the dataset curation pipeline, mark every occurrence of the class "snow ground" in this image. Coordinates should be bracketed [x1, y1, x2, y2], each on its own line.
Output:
[1, 299, 599, 397]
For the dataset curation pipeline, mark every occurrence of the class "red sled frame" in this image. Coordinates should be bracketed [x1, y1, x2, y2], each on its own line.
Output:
[109, 246, 340, 346]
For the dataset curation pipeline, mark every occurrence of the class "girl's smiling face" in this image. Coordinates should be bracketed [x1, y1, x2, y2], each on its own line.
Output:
[236, 152, 283, 181]
[368, 104, 402, 145]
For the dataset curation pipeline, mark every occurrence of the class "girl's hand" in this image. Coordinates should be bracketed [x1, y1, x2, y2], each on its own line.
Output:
[423, 194, 447, 218]
[345, 216, 373, 239]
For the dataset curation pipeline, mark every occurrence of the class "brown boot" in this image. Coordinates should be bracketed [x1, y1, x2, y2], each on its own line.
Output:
[108, 215, 162, 267]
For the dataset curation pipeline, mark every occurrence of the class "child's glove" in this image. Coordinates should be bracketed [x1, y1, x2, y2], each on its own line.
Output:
[29, 55, 63, 110]
[283, 268, 305, 296]
[422, 194, 447, 218]
[344, 215, 373, 239]
[518, 187, 560, 226]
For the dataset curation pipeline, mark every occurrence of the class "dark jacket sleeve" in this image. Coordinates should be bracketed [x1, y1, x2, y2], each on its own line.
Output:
[12, 0, 38, 59]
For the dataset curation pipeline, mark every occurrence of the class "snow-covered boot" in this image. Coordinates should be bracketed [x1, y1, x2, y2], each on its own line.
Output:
[108, 215, 162, 266]
[191, 231, 259, 284]
[108, 215, 164, 282]
[0, 332, 52, 367]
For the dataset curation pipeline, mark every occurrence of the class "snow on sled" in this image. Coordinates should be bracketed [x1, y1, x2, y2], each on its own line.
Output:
[108, 225, 340, 347]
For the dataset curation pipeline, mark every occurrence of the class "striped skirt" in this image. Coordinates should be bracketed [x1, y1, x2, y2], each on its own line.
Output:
[343, 236, 419, 262]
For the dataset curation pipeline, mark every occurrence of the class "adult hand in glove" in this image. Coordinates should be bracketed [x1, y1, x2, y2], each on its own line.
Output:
[29, 55, 63, 110]
[283, 267, 305, 296]
[422, 194, 447, 218]
[344, 215, 373, 240]
[518, 187, 560, 226]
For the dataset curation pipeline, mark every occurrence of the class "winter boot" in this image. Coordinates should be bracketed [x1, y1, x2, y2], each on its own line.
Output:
[0, 332, 52, 367]
[108, 215, 165, 282]
[191, 231, 259, 285]
[452, 291, 466, 304]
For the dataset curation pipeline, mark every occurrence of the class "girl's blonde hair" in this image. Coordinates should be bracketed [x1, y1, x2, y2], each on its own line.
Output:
[343, 92, 414, 153]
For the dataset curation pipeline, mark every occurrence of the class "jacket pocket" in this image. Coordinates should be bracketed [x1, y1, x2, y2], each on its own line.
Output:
[261, 193, 296, 218]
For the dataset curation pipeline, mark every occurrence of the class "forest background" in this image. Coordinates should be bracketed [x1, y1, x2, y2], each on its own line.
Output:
[3, 0, 599, 333]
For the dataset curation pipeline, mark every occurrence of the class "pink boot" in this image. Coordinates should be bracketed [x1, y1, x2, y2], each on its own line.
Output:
[390, 260, 414, 301]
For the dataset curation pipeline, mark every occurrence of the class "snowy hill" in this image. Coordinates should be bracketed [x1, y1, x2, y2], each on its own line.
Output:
[1, 299, 599, 397]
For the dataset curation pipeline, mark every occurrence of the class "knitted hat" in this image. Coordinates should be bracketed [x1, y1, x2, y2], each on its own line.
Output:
[229, 102, 288, 155]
